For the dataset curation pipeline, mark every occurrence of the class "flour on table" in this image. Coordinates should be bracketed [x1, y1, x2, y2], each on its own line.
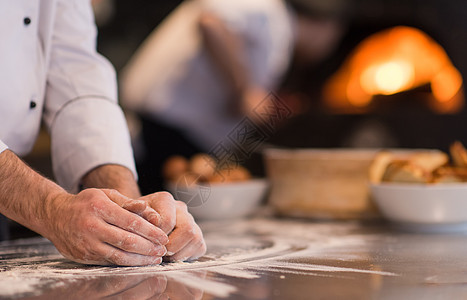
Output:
[0, 218, 396, 298]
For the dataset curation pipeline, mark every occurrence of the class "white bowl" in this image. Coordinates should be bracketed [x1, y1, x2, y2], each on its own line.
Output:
[370, 183, 467, 232]
[167, 179, 269, 221]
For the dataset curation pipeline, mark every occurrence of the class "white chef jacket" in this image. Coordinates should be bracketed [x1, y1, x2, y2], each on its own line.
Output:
[120, 0, 295, 149]
[0, 0, 136, 192]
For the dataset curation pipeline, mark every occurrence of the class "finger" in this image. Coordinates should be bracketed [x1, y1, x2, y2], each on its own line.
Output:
[97, 200, 169, 246]
[122, 200, 162, 228]
[122, 200, 148, 215]
[98, 220, 167, 257]
[101, 189, 150, 216]
[102, 244, 164, 266]
[140, 192, 177, 234]
[139, 207, 162, 227]
[168, 237, 206, 262]
[75, 242, 163, 266]
[101, 189, 151, 215]
[108, 190, 162, 227]
[101, 189, 131, 206]
[165, 202, 197, 256]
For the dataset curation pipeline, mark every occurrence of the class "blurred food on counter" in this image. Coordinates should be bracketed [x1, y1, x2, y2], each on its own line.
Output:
[162, 154, 267, 221]
[370, 141, 467, 184]
[163, 154, 251, 187]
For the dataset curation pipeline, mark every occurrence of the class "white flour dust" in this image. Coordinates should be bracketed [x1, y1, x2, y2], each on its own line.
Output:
[0, 218, 396, 298]
[0, 278, 42, 297]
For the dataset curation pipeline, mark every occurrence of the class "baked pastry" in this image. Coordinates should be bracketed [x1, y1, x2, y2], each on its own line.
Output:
[407, 151, 448, 173]
[369, 151, 394, 183]
[432, 166, 467, 183]
[371, 143, 467, 184]
[163, 153, 252, 184]
[450, 141, 467, 168]
[381, 160, 430, 183]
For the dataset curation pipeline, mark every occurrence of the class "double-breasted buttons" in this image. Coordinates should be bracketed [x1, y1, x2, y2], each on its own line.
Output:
[30, 100, 37, 109]
[24, 17, 31, 26]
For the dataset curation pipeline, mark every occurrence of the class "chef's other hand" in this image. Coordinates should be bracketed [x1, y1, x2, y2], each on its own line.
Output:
[45, 188, 168, 266]
[139, 192, 207, 261]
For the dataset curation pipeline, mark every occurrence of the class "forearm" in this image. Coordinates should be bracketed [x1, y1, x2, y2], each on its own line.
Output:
[0, 150, 68, 238]
[81, 164, 141, 199]
[199, 12, 250, 97]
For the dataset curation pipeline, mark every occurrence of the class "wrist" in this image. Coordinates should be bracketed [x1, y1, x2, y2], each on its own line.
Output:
[35, 185, 72, 240]
[81, 164, 141, 199]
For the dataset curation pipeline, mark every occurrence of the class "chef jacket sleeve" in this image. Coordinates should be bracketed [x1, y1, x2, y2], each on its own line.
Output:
[42, 0, 137, 192]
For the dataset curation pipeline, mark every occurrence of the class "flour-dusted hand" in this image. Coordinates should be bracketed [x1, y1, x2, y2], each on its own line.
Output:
[0, 151, 169, 266]
[139, 192, 207, 262]
[164, 201, 207, 262]
[44, 189, 169, 266]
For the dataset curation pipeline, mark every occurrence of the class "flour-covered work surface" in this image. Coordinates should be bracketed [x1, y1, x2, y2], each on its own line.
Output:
[2, 218, 467, 299]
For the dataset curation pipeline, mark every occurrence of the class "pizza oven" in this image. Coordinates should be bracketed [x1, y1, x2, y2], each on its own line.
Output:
[272, 0, 467, 153]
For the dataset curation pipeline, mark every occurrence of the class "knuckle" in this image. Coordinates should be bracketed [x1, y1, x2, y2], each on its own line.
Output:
[192, 234, 205, 245]
[81, 217, 98, 232]
[121, 235, 138, 249]
[108, 252, 124, 265]
[155, 191, 175, 201]
[107, 188, 118, 195]
[178, 227, 196, 241]
[186, 227, 197, 237]
[86, 194, 106, 210]
[175, 201, 188, 211]
[107, 249, 131, 266]
[127, 219, 142, 231]
[162, 218, 176, 233]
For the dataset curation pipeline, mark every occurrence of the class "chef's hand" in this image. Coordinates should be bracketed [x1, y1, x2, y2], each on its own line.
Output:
[45, 188, 168, 266]
[139, 192, 207, 262]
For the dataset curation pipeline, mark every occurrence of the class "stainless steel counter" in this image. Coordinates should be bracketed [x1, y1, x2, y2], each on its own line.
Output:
[1, 217, 467, 299]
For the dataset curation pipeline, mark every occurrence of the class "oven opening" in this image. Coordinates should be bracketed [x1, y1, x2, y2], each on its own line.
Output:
[322, 26, 464, 114]
[272, 4, 467, 153]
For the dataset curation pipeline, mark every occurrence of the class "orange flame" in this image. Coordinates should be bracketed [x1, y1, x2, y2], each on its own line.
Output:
[323, 26, 464, 113]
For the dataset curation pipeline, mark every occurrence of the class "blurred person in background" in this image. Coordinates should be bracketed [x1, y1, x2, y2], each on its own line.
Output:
[0, 0, 205, 265]
[120, 0, 347, 194]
